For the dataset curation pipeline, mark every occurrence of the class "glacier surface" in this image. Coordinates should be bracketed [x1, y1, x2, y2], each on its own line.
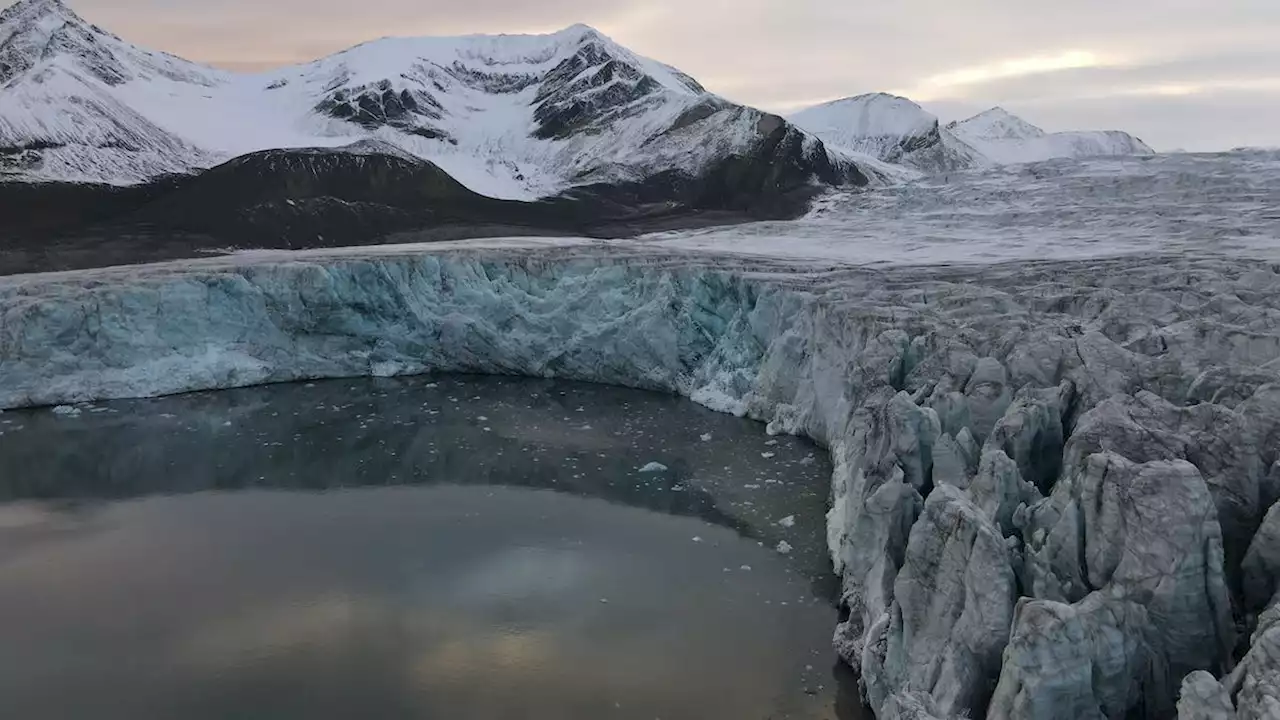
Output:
[639, 150, 1280, 266]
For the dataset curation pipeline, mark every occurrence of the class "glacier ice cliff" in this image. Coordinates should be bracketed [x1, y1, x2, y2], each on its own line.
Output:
[3, 244, 1280, 719]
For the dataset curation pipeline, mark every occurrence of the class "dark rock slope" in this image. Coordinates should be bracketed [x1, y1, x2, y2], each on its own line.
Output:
[0, 135, 855, 274]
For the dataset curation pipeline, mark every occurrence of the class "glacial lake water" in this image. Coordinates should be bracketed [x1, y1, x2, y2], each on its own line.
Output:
[0, 375, 864, 720]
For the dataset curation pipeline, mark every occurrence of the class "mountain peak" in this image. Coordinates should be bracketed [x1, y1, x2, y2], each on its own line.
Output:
[843, 92, 919, 106]
[1, 0, 222, 88]
[555, 22, 606, 40]
[792, 92, 938, 139]
[2, 0, 70, 18]
[796, 92, 929, 115]
[953, 106, 1046, 140]
[0, 0, 82, 33]
[0, 0, 114, 84]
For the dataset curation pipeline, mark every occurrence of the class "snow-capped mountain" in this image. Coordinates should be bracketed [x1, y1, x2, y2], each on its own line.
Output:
[789, 93, 981, 174]
[791, 95, 1152, 174]
[0, 0, 861, 200]
[945, 107, 1154, 165]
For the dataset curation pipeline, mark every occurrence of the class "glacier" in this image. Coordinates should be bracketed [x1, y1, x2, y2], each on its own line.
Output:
[4, 239, 1280, 719]
[3, 150, 1280, 720]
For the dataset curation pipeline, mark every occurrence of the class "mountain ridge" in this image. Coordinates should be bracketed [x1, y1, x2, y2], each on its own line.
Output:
[791, 93, 1153, 173]
[789, 92, 984, 174]
[0, 0, 864, 200]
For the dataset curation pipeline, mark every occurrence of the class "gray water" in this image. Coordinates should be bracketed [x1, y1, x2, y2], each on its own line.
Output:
[0, 375, 863, 720]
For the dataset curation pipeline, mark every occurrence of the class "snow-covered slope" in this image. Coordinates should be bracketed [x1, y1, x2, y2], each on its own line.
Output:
[791, 95, 1153, 174]
[790, 94, 936, 158]
[946, 106, 1154, 165]
[0, 0, 858, 198]
[789, 93, 981, 174]
[0, 0, 224, 182]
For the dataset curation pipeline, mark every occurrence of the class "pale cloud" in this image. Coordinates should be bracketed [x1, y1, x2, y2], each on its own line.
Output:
[50, 0, 1280, 151]
[892, 50, 1118, 102]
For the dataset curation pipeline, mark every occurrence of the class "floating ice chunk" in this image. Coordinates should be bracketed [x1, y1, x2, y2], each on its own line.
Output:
[700, 433, 713, 442]
[740, 565, 753, 571]
[638, 462, 668, 473]
[765, 439, 779, 446]
[761, 452, 776, 459]
[776, 541, 794, 555]
[777, 515, 796, 528]
[692, 536, 703, 543]
[51, 405, 81, 416]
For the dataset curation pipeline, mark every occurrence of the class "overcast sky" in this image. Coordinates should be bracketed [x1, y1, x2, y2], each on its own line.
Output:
[62, 0, 1280, 151]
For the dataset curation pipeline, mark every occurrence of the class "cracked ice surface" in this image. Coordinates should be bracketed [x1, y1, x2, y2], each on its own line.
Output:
[639, 151, 1280, 266]
[4, 152, 1280, 720]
